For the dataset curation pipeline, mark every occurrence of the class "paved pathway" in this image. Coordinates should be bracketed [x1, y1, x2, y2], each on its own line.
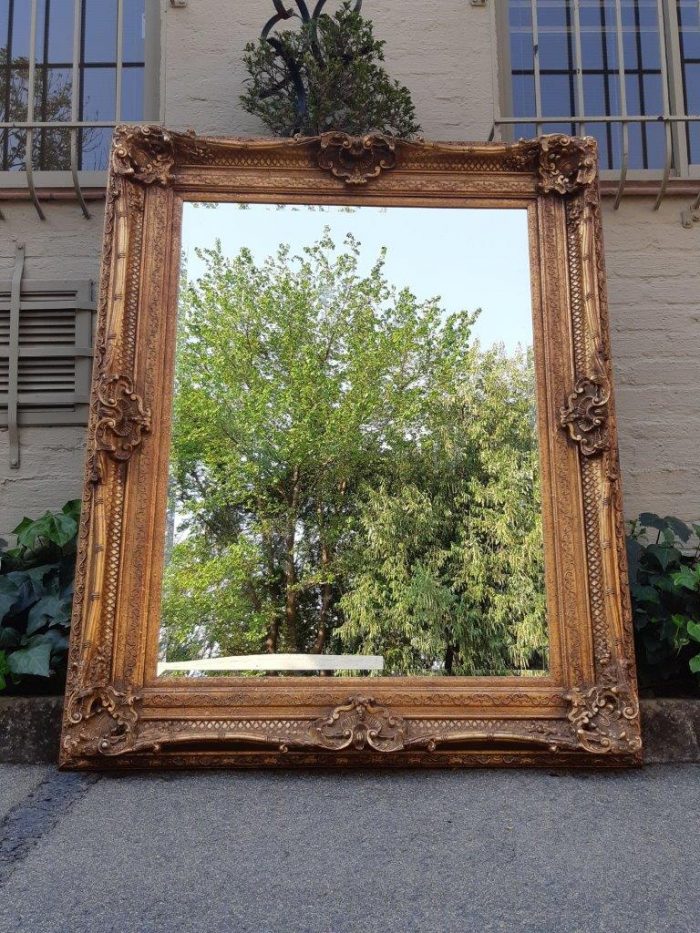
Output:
[0, 764, 698, 933]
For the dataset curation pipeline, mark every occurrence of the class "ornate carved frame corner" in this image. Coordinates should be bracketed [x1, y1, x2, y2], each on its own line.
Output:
[60, 127, 642, 770]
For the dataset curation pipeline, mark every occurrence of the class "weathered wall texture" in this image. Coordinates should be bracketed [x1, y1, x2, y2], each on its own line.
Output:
[0, 0, 698, 536]
[0, 204, 105, 536]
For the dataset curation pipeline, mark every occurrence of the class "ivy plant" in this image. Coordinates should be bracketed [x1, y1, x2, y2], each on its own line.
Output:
[0, 501, 80, 693]
[628, 513, 700, 692]
[241, 1, 421, 138]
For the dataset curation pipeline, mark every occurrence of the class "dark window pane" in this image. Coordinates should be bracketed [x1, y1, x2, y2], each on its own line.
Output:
[36, 126, 70, 169]
[121, 66, 144, 120]
[37, 65, 73, 122]
[509, 1, 531, 30]
[643, 122, 667, 169]
[512, 73, 536, 117]
[642, 72, 663, 114]
[123, 0, 145, 63]
[47, 0, 75, 62]
[10, 1, 31, 59]
[537, 2, 568, 30]
[82, 65, 116, 121]
[540, 73, 574, 116]
[538, 32, 570, 71]
[84, 0, 117, 63]
[80, 126, 111, 170]
[678, 0, 700, 58]
[0, 0, 10, 48]
[510, 31, 534, 72]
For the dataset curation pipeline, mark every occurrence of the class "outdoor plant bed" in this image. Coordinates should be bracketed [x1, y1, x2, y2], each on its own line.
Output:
[0, 695, 698, 765]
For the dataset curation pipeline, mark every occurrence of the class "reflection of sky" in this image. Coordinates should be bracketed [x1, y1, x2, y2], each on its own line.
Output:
[181, 203, 533, 352]
[2, 0, 145, 170]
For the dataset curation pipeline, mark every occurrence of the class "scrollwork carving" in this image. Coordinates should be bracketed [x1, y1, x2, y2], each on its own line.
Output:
[63, 684, 143, 757]
[560, 377, 610, 456]
[317, 132, 397, 185]
[94, 374, 151, 463]
[305, 695, 407, 752]
[112, 124, 175, 186]
[537, 134, 597, 196]
[566, 681, 641, 755]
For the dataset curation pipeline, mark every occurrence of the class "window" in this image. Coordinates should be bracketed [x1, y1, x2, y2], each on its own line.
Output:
[504, 0, 700, 174]
[0, 0, 148, 173]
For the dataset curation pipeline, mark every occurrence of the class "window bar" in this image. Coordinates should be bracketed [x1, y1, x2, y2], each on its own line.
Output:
[70, 0, 90, 218]
[571, 0, 586, 136]
[613, 0, 629, 208]
[115, 0, 124, 124]
[530, 0, 543, 135]
[654, 0, 673, 210]
[7, 242, 25, 469]
[25, 0, 46, 220]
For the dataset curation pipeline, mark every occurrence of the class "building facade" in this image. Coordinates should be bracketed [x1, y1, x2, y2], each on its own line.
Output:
[1, 0, 699, 537]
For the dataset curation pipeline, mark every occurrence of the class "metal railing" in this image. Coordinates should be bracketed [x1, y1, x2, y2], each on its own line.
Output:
[498, 0, 700, 209]
[492, 115, 700, 210]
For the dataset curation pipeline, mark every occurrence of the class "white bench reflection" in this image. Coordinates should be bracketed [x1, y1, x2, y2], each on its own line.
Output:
[157, 654, 384, 675]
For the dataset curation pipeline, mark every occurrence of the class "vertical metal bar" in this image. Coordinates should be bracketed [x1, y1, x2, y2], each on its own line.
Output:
[70, 0, 90, 217]
[572, 0, 587, 136]
[530, 0, 543, 135]
[663, 0, 691, 177]
[8, 242, 25, 469]
[654, 0, 673, 209]
[613, 0, 629, 207]
[25, 0, 45, 219]
[115, 0, 124, 123]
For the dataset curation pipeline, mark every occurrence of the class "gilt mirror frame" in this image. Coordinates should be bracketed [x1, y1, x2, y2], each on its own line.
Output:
[59, 125, 642, 770]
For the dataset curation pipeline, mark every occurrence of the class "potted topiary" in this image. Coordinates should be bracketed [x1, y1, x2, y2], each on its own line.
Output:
[241, 1, 421, 138]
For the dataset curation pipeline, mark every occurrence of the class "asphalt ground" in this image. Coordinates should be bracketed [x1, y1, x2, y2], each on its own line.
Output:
[0, 764, 698, 933]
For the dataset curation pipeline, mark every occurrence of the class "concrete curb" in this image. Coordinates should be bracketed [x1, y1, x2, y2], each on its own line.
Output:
[0, 695, 698, 765]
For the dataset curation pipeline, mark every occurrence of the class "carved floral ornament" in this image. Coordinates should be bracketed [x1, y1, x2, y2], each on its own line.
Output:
[94, 373, 151, 463]
[61, 691, 641, 760]
[536, 134, 598, 196]
[108, 125, 599, 194]
[560, 376, 610, 457]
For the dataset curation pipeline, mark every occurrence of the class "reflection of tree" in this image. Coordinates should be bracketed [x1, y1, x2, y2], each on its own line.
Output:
[0, 48, 97, 170]
[160, 233, 547, 675]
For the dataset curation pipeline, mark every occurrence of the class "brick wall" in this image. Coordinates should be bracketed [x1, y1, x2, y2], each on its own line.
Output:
[0, 0, 698, 535]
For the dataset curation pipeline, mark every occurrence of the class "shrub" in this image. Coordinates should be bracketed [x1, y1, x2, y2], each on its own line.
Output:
[241, 1, 421, 138]
[0, 501, 80, 694]
[628, 513, 700, 693]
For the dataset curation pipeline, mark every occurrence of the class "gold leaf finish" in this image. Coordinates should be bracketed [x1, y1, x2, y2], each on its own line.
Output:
[317, 131, 397, 184]
[59, 130, 641, 770]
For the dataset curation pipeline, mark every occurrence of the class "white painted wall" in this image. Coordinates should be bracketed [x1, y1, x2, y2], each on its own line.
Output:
[0, 0, 698, 536]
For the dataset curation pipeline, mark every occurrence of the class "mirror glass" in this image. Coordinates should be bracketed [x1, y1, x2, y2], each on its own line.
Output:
[156, 202, 548, 678]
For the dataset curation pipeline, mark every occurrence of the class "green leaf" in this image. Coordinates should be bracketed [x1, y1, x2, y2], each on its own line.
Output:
[672, 565, 700, 592]
[663, 516, 692, 543]
[0, 577, 19, 621]
[7, 642, 52, 678]
[0, 626, 21, 649]
[0, 650, 8, 691]
[638, 512, 666, 532]
[13, 510, 77, 550]
[62, 500, 82, 522]
[630, 583, 660, 605]
[646, 544, 681, 572]
[689, 654, 700, 674]
[26, 595, 71, 635]
[27, 630, 69, 654]
[687, 621, 700, 644]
